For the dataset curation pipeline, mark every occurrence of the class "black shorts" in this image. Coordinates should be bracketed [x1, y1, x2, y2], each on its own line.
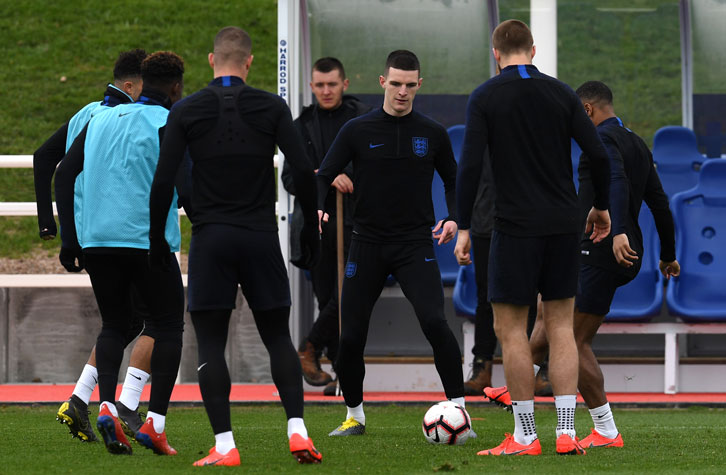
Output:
[488, 230, 580, 305]
[575, 264, 633, 316]
[187, 224, 291, 312]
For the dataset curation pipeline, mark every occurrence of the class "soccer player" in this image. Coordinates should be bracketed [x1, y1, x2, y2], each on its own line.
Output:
[575, 81, 679, 448]
[491, 81, 680, 448]
[281, 57, 370, 392]
[33, 49, 155, 443]
[55, 51, 186, 456]
[319, 50, 466, 437]
[455, 20, 611, 456]
[148, 27, 322, 466]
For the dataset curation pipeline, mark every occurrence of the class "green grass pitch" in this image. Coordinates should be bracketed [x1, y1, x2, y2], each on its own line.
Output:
[1, 403, 725, 473]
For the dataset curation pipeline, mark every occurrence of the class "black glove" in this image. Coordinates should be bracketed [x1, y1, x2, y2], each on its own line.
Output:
[59, 246, 84, 272]
[148, 237, 171, 271]
[297, 222, 321, 270]
[39, 223, 57, 241]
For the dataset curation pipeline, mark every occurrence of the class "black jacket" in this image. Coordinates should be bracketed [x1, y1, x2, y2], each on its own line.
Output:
[282, 95, 370, 227]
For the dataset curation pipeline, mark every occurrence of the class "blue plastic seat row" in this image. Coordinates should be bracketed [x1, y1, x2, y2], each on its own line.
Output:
[452, 148, 726, 323]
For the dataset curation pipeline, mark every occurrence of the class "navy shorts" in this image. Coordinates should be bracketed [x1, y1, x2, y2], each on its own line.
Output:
[187, 224, 291, 312]
[488, 230, 580, 305]
[575, 264, 633, 316]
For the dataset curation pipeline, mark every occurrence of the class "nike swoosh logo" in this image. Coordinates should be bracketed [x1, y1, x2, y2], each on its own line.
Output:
[369, 143, 384, 149]
[92, 376, 97, 384]
[198, 362, 208, 371]
[501, 448, 529, 455]
[119, 112, 134, 117]
[131, 373, 142, 380]
[424, 257, 436, 262]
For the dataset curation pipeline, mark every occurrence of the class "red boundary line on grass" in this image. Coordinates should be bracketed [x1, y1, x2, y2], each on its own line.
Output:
[2, 384, 726, 404]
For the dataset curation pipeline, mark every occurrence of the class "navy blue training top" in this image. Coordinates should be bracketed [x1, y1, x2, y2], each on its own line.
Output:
[457, 64, 611, 237]
[316, 107, 457, 243]
[150, 75, 317, 239]
[579, 116, 675, 277]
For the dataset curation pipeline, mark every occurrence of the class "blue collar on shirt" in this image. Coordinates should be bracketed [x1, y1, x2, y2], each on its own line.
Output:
[500, 64, 539, 78]
[209, 76, 245, 87]
[599, 116, 631, 132]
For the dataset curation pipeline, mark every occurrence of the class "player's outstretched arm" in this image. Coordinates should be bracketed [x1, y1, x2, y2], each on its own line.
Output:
[33, 122, 70, 240]
[54, 126, 87, 272]
[150, 111, 187, 270]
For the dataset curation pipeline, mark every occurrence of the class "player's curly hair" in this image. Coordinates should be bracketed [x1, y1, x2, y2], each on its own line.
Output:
[576, 81, 613, 106]
[113, 48, 147, 80]
[141, 51, 185, 89]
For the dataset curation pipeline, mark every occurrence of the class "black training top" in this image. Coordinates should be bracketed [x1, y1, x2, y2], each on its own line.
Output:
[579, 117, 676, 277]
[33, 84, 133, 238]
[457, 64, 610, 236]
[150, 76, 317, 241]
[316, 107, 457, 243]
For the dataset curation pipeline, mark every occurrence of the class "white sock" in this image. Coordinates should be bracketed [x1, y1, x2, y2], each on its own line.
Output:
[118, 367, 149, 411]
[589, 402, 618, 439]
[147, 410, 166, 433]
[449, 397, 465, 408]
[346, 403, 365, 425]
[100, 401, 118, 417]
[512, 400, 537, 445]
[287, 417, 308, 439]
[555, 394, 577, 438]
[533, 364, 541, 377]
[215, 431, 236, 455]
[72, 364, 98, 405]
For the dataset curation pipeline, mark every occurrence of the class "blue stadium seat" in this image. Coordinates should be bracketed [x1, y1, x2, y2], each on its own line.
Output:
[453, 262, 476, 322]
[571, 138, 581, 192]
[605, 205, 663, 322]
[429, 125, 466, 285]
[666, 159, 726, 321]
[651, 126, 703, 197]
[448, 124, 466, 161]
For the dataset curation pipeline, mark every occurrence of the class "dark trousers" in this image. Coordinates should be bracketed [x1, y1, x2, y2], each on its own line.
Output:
[336, 240, 464, 407]
[192, 306, 303, 434]
[307, 215, 352, 363]
[85, 252, 184, 416]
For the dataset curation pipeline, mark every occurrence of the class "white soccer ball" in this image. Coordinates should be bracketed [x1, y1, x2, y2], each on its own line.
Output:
[422, 401, 472, 445]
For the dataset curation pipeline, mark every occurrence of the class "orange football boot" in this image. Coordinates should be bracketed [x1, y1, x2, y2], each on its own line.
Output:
[193, 447, 241, 467]
[289, 433, 322, 464]
[477, 433, 541, 456]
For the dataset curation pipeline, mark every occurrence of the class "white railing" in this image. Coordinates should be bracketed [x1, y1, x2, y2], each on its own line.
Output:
[0, 155, 280, 216]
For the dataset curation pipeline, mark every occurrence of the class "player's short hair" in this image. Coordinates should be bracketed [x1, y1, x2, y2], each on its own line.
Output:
[576, 81, 614, 106]
[312, 57, 346, 79]
[113, 49, 147, 80]
[492, 20, 534, 56]
[214, 26, 252, 65]
[141, 51, 185, 89]
[384, 50, 420, 76]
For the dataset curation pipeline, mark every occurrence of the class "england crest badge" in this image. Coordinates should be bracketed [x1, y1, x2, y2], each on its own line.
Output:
[345, 262, 357, 278]
[412, 137, 428, 157]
